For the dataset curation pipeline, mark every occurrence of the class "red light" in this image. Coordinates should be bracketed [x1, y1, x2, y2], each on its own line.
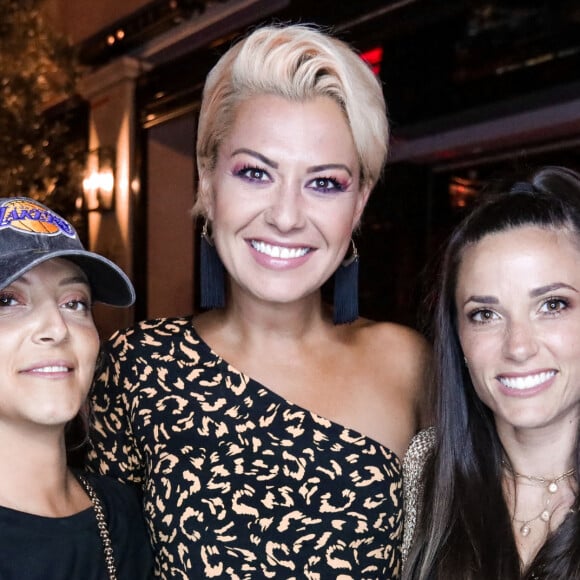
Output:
[360, 47, 383, 75]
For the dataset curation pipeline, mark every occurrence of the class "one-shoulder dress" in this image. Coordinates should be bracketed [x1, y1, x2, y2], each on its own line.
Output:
[87, 317, 403, 579]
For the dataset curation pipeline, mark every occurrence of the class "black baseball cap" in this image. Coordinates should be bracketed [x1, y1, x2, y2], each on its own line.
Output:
[0, 197, 135, 307]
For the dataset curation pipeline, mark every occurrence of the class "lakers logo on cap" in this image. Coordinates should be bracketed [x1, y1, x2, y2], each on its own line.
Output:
[0, 199, 76, 238]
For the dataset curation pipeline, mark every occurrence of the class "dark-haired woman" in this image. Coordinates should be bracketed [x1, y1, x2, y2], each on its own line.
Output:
[404, 166, 580, 579]
[0, 197, 152, 579]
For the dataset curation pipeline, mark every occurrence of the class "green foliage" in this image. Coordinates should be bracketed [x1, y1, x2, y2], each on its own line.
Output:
[0, 0, 84, 215]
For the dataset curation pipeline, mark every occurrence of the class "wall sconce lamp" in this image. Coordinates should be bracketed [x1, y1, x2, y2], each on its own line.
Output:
[82, 146, 116, 212]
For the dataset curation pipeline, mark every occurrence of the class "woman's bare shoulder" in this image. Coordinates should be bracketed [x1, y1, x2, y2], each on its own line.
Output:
[353, 319, 432, 422]
[354, 318, 431, 365]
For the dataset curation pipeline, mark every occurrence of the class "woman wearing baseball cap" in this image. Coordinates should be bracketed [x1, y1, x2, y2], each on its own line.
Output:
[0, 197, 152, 579]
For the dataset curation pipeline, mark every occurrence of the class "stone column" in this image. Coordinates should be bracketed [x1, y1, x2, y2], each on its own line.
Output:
[79, 56, 147, 339]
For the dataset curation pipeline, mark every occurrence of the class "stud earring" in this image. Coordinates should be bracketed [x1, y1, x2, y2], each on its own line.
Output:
[200, 219, 225, 309]
[333, 239, 359, 325]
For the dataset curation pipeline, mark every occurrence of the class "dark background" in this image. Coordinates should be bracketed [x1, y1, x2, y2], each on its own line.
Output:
[80, 0, 580, 329]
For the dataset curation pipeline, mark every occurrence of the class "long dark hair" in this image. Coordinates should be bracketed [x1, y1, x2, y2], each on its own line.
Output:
[405, 166, 580, 579]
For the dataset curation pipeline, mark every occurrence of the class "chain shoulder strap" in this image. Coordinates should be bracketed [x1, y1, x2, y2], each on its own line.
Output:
[76, 473, 118, 580]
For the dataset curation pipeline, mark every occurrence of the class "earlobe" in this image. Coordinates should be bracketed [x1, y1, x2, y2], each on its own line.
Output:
[206, 201, 215, 222]
[198, 170, 215, 220]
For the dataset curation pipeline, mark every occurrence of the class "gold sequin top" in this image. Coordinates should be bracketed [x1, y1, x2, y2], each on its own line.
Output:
[401, 426, 436, 567]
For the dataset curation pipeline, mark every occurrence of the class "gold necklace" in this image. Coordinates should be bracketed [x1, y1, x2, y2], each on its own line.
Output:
[503, 461, 575, 493]
[76, 473, 118, 580]
[502, 460, 575, 537]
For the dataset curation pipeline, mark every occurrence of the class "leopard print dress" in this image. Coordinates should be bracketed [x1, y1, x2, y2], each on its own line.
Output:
[88, 317, 403, 579]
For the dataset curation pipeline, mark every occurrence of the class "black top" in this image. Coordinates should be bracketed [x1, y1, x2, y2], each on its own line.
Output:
[0, 472, 153, 579]
[88, 317, 403, 579]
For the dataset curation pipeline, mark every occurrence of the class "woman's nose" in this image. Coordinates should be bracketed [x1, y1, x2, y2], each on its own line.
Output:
[501, 319, 539, 362]
[31, 305, 69, 345]
[264, 185, 306, 232]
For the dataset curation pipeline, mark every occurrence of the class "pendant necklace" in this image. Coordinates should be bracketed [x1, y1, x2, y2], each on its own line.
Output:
[502, 460, 575, 537]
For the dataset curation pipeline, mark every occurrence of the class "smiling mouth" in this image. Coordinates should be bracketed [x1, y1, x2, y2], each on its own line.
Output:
[250, 240, 311, 259]
[498, 370, 556, 390]
[27, 366, 71, 374]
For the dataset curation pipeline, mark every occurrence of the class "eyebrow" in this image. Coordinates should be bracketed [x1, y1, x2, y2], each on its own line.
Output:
[462, 295, 498, 307]
[61, 275, 90, 287]
[231, 148, 278, 169]
[529, 282, 579, 297]
[462, 282, 579, 307]
[231, 149, 352, 176]
[307, 163, 352, 176]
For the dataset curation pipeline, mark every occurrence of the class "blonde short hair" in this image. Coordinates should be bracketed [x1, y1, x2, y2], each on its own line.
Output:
[194, 23, 389, 216]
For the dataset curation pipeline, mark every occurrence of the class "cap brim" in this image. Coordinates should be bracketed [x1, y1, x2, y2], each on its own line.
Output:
[0, 250, 135, 307]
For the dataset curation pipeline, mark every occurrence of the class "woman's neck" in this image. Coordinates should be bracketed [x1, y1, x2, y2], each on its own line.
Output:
[498, 418, 578, 569]
[497, 418, 578, 478]
[203, 287, 331, 340]
[0, 428, 89, 517]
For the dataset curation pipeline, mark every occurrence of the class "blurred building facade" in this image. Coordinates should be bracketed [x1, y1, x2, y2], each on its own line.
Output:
[43, 0, 580, 336]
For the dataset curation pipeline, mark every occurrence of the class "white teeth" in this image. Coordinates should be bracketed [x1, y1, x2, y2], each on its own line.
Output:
[499, 371, 556, 390]
[251, 240, 309, 259]
[32, 366, 69, 373]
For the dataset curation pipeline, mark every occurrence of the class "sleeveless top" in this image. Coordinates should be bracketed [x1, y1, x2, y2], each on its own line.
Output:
[88, 316, 403, 579]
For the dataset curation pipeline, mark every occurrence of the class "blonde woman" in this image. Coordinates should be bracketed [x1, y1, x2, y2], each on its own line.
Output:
[89, 24, 430, 579]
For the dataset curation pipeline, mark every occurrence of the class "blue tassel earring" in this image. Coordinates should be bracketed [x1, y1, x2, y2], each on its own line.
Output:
[200, 220, 226, 309]
[333, 239, 359, 324]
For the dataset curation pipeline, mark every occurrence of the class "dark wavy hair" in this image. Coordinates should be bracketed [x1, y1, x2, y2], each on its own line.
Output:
[405, 166, 580, 580]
